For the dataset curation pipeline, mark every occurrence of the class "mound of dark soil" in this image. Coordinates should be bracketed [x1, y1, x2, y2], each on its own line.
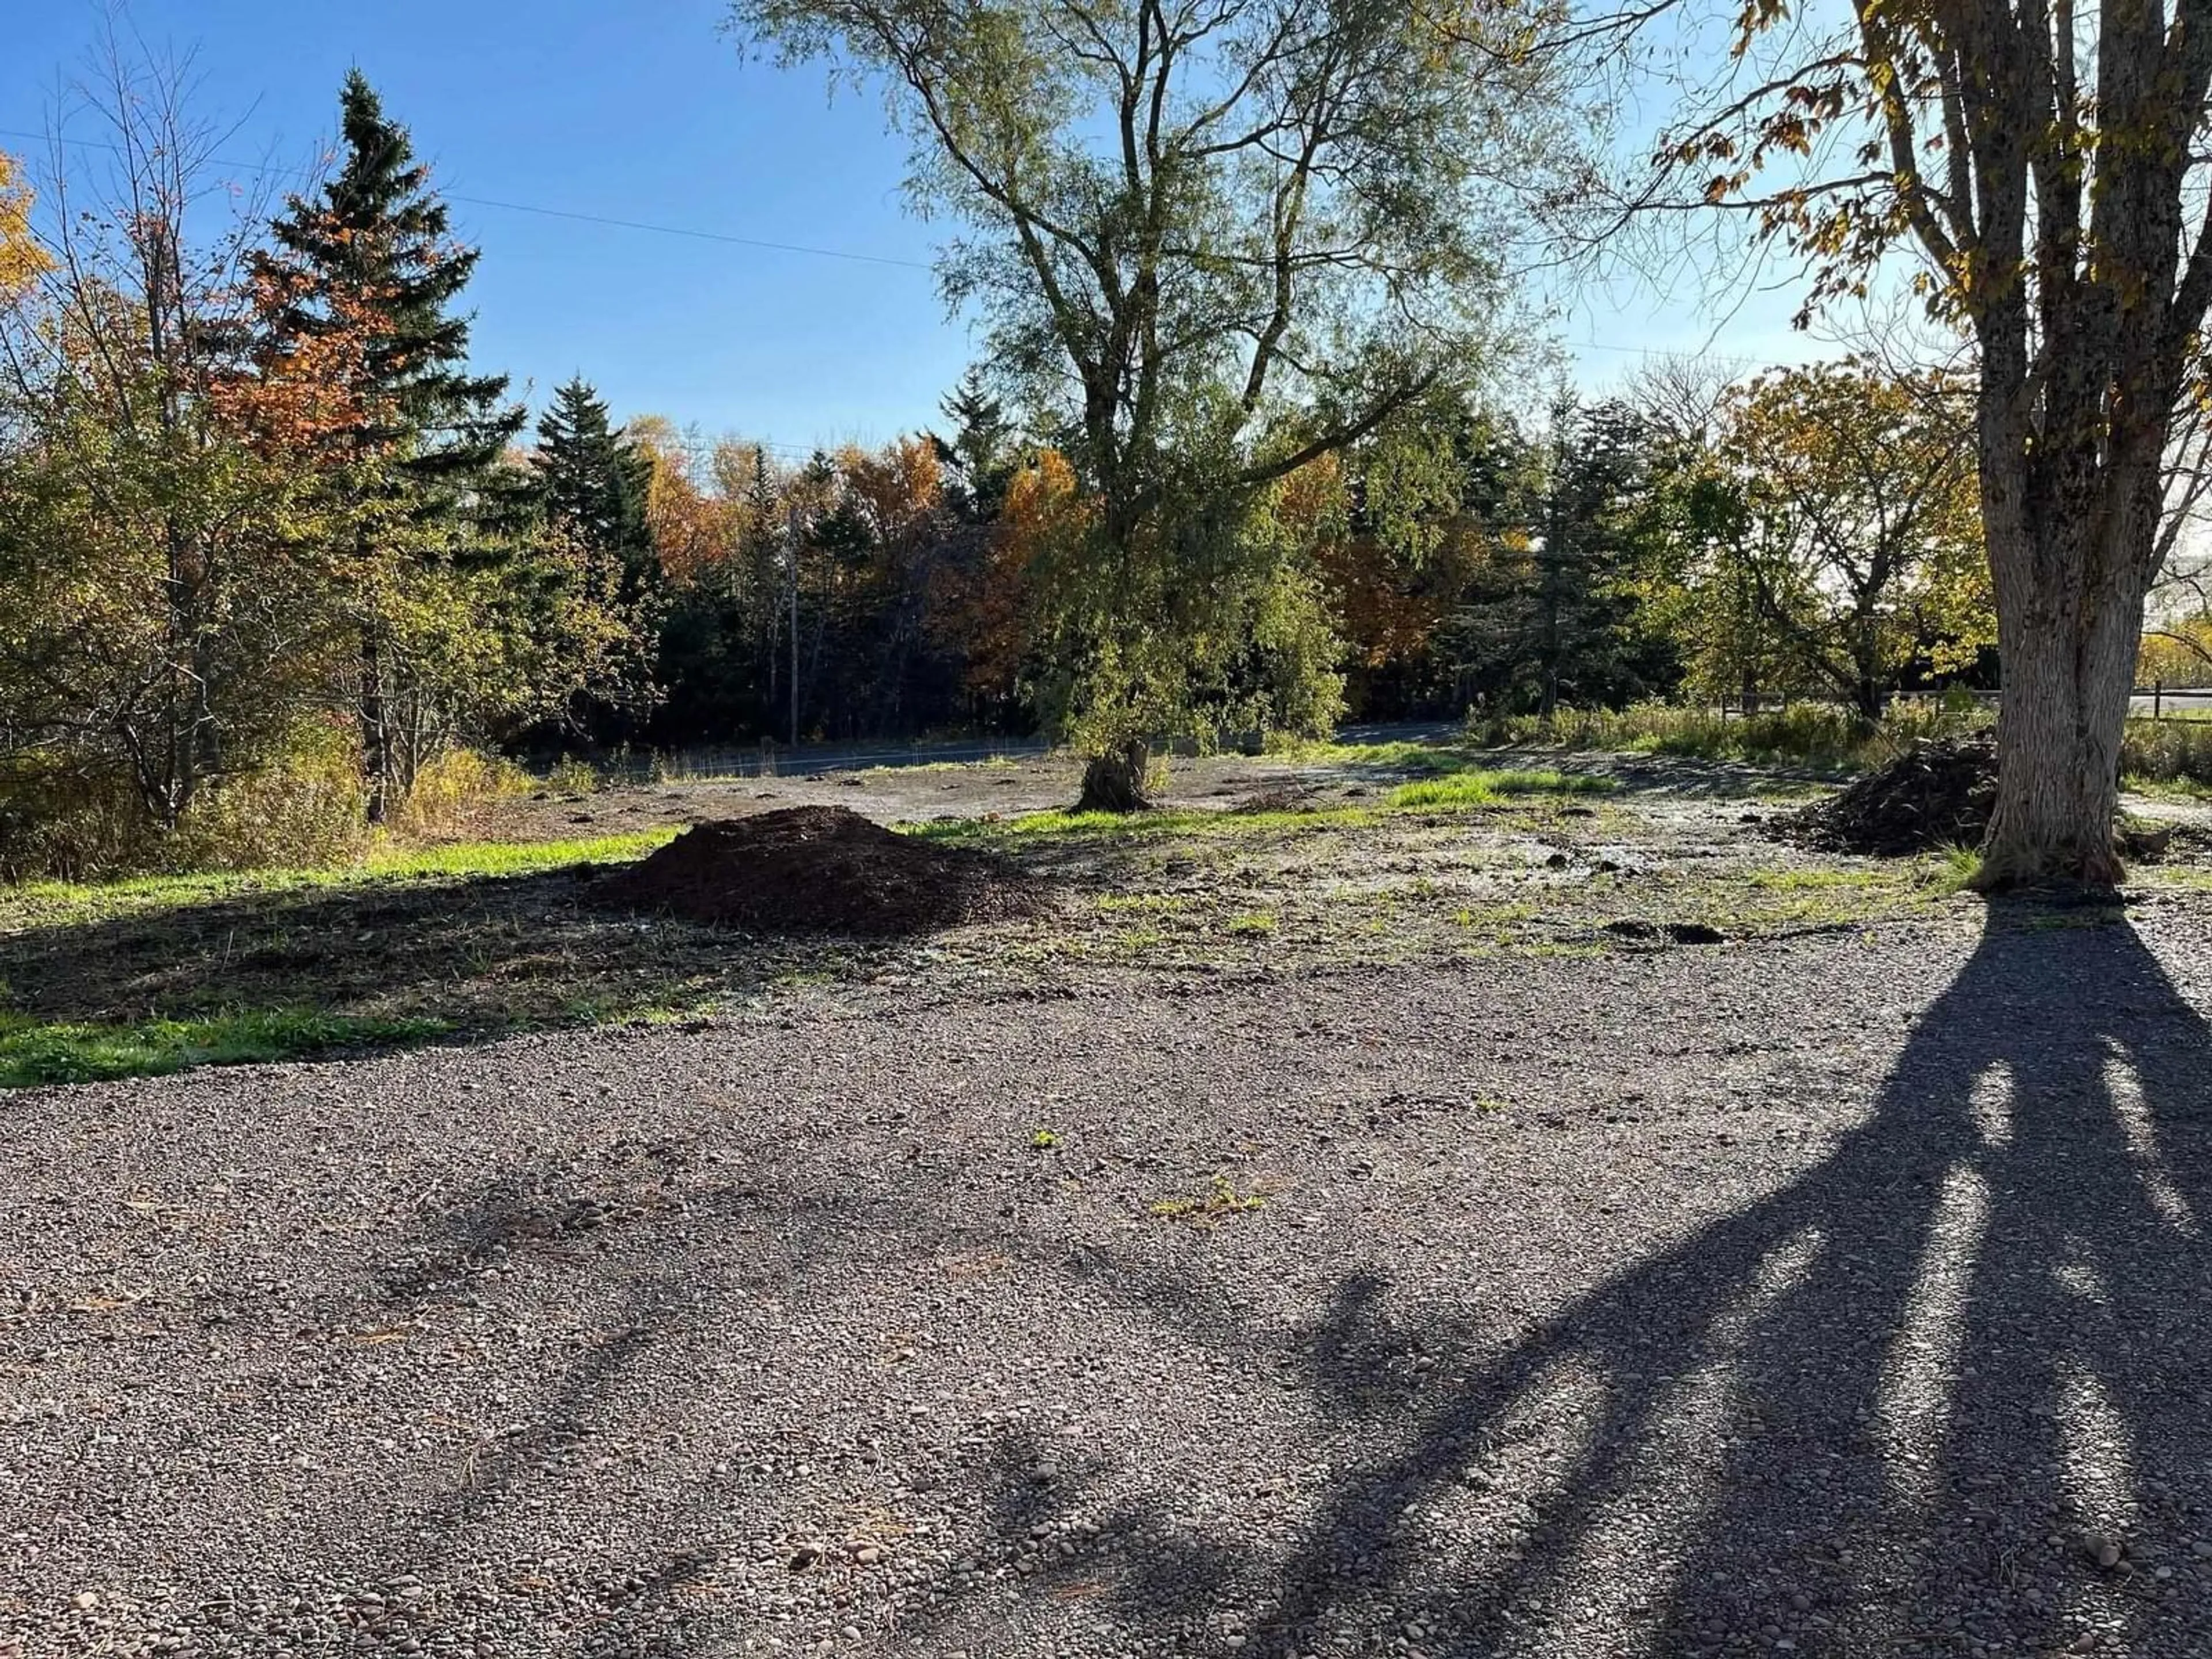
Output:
[595, 806, 1048, 936]
[1789, 737, 1997, 857]
[1232, 784, 1322, 815]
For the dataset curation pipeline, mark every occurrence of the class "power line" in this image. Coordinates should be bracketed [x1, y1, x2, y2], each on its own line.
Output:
[440, 193, 931, 270]
[1, 122, 1827, 414]
[0, 124, 935, 272]
[3, 124, 1812, 362]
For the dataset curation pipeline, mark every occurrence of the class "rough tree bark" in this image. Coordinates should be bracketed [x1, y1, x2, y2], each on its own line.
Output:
[1975, 397, 2167, 887]
[1075, 738, 1152, 814]
[360, 625, 389, 827]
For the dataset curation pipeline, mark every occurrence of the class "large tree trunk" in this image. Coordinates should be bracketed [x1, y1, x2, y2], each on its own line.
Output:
[1975, 437, 2156, 891]
[1075, 738, 1153, 813]
[1979, 577, 2139, 889]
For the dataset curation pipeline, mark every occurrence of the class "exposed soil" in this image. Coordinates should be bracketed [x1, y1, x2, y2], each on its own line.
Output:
[13, 747, 2212, 1046]
[1787, 737, 1998, 855]
[592, 806, 1050, 936]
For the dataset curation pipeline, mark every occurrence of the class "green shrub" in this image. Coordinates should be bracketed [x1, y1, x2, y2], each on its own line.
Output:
[1464, 698, 1989, 772]
[169, 725, 368, 872]
[0, 759, 158, 882]
[2120, 718, 2212, 789]
[394, 747, 535, 838]
[546, 756, 603, 796]
[0, 724, 369, 881]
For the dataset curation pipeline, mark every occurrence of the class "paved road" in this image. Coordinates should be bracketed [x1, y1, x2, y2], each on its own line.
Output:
[2135, 689, 2212, 716]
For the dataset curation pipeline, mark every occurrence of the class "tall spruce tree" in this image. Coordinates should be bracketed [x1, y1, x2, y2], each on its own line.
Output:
[931, 369, 1016, 524]
[533, 377, 656, 597]
[257, 69, 525, 820]
[1447, 399, 1677, 715]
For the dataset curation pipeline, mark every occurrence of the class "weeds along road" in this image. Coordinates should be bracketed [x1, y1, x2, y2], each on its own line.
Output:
[582, 721, 1463, 787]
[5, 907, 2212, 1658]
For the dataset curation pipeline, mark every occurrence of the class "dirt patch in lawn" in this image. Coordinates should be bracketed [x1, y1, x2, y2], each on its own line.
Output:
[1786, 737, 1997, 856]
[594, 806, 1050, 936]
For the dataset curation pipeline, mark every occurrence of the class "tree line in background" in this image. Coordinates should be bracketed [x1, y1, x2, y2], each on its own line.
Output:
[0, 51, 2004, 877]
[22, 9, 2197, 879]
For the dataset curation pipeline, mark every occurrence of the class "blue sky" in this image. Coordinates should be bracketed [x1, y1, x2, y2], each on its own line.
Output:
[3, 0, 1825, 451]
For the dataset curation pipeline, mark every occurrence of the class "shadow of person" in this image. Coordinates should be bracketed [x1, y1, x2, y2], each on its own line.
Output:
[1251, 909, 2212, 1658]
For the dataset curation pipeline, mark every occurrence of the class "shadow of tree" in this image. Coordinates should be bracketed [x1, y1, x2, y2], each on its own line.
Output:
[1230, 909, 2212, 1656]
[244, 906, 2210, 1657]
[0, 863, 881, 1043]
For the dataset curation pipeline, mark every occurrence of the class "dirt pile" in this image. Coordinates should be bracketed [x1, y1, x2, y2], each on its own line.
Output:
[594, 806, 1047, 935]
[1788, 737, 1997, 856]
[1232, 784, 1323, 815]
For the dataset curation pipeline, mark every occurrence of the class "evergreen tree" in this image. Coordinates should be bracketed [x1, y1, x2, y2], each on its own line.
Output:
[256, 70, 527, 818]
[261, 70, 522, 497]
[931, 369, 1016, 523]
[533, 376, 656, 597]
[1447, 398, 1679, 715]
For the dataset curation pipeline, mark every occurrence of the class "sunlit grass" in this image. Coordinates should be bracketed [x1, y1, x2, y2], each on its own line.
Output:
[0, 829, 675, 933]
[1747, 868, 1882, 891]
[1286, 738, 1485, 774]
[0, 1009, 452, 1089]
[853, 753, 1022, 777]
[1923, 844, 1984, 893]
[1387, 768, 1616, 810]
[905, 767, 1612, 851]
[1094, 892, 1190, 913]
[2123, 772, 2212, 800]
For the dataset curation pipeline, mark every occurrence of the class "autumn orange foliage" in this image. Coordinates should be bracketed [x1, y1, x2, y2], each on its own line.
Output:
[211, 262, 396, 459]
[929, 448, 1088, 699]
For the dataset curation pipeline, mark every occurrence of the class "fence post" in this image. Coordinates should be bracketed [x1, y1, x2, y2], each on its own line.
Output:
[2156, 680, 2164, 721]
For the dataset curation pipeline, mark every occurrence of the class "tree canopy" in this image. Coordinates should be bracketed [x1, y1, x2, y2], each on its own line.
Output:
[729, 0, 1586, 804]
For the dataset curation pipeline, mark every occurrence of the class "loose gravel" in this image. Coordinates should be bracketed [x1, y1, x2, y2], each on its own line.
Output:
[5, 905, 2211, 1658]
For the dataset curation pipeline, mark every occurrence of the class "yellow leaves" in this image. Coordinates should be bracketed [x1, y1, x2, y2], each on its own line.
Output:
[1269, 450, 1345, 540]
[0, 150, 54, 296]
[2139, 620, 2212, 688]
[838, 434, 943, 544]
[998, 445, 1089, 548]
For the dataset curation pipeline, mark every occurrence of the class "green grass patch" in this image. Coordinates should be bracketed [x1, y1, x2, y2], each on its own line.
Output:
[1747, 868, 1881, 891]
[1387, 768, 1615, 811]
[1112, 927, 1169, 952]
[2123, 772, 2212, 801]
[1225, 910, 1277, 935]
[1, 829, 675, 933]
[1289, 739, 1486, 775]
[1922, 844, 1984, 893]
[906, 768, 1601, 846]
[0, 1009, 452, 1088]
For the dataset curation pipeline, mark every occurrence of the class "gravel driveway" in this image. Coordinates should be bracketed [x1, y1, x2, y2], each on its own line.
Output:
[5, 906, 2210, 1658]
